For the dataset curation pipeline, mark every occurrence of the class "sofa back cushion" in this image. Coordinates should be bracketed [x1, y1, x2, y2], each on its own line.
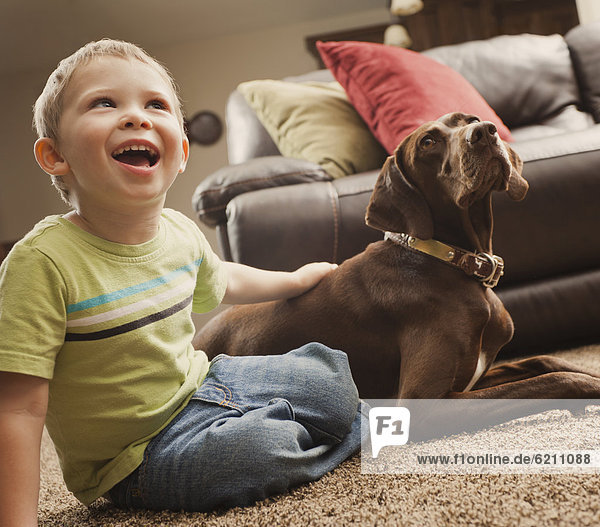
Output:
[424, 33, 581, 129]
[565, 21, 600, 123]
[226, 90, 280, 165]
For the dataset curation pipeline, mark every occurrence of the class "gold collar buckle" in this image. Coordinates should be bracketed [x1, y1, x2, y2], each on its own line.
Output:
[475, 253, 504, 288]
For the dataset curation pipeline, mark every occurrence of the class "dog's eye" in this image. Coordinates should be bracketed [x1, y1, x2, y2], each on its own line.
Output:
[467, 117, 480, 124]
[420, 135, 436, 149]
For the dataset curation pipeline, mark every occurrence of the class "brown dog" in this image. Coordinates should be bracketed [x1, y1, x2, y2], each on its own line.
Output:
[194, 112, 600, 403]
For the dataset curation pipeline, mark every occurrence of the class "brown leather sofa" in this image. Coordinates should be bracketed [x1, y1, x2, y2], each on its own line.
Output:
[193, 23, 600, 357]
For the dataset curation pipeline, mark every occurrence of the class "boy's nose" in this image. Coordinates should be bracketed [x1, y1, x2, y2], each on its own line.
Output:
[119, 113, 153, 130]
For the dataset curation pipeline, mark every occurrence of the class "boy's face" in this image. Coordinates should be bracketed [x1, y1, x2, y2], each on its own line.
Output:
[39, 55, 189, 211]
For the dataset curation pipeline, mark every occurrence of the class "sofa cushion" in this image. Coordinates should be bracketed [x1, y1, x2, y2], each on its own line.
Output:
[317, 40, 513, 154]
[565, 21, 600, 123]
[238, 80, 388, 178]
[510, 105, 595, 143]
[424, 33, 581, 129]
[226, 90, 280, 165]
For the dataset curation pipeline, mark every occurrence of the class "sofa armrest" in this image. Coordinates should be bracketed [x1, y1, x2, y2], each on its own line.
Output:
[192, 156, 331, 227]
[223, 172, 380, 271]
[225, 180, 341, 270]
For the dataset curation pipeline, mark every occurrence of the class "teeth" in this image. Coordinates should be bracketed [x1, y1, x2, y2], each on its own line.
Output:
[112, 144, 158, 157]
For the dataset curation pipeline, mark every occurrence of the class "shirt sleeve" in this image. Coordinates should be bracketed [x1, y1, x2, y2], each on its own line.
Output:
[0, 244, 67, 379]
[191, 230, 228, 314]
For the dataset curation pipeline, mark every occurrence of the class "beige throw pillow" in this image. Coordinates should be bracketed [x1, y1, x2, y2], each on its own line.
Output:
[238, 80, 387, 179]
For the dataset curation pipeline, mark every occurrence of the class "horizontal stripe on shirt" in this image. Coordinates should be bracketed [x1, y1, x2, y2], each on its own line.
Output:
[65, 294, 193, 342]
[66, 258, 203, 315]
[67, 276, 195, 329]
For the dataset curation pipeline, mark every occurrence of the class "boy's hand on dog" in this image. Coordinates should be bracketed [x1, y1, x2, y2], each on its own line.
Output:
[292, 262, 338, 295]
[222, 261, 337, 305]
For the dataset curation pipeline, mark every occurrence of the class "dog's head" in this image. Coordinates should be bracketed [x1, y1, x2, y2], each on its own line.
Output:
[366, 112, 528, 239]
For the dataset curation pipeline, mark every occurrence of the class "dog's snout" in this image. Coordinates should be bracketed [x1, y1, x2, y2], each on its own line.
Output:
[466, 122, 498, 145]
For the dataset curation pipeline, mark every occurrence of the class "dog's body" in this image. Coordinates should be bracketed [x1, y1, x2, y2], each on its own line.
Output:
[195, 113, 600, 402]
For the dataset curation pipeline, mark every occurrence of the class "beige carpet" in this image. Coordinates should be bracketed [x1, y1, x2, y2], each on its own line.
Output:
[39, 345, 600, 526]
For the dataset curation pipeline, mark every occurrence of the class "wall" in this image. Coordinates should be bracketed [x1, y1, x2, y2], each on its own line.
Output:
[0, 70, 70, 241]
[0, 8, 388, 252]
[576, 0, 600, 22]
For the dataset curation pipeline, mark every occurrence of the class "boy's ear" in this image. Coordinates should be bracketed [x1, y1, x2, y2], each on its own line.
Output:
[34, 138, 70, 176]
[178, 136, 190, 174]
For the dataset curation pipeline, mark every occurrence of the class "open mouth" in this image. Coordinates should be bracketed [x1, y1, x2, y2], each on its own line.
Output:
[111, 144, 160, 168]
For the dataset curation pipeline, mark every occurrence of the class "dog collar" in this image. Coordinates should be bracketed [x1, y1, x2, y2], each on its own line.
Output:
[384, 232, 505, 288]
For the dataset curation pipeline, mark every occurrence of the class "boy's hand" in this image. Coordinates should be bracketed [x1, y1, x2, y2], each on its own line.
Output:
[222, 261, 338, 305]
[292, 262, 338, 294]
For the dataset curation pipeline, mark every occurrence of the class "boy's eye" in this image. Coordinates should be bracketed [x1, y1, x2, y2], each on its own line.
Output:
[91, 98, 115, 108]
[147, 100, 168, 110]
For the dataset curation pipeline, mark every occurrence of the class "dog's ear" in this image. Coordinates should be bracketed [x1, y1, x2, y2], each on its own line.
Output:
[504, 143, 528, 201]
[365, 146, 433, 239]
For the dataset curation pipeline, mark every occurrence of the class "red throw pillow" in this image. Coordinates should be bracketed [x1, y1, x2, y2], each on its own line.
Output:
[317, 40, 513, 153]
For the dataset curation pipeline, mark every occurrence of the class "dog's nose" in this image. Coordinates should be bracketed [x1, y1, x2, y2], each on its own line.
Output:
[466, 122, 497, 145]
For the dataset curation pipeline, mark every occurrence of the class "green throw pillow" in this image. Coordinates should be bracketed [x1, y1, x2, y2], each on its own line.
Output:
[238, 80, 387, 179]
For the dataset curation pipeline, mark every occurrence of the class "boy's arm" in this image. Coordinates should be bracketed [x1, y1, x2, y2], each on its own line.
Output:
[222, 261, 337, 305]
[0, 372, 49, 527]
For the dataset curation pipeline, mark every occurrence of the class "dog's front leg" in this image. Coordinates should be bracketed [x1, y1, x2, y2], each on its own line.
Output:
[396, 330, 484, 399]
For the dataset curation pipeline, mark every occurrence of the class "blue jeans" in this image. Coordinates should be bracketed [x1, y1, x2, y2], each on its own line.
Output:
[108, 343, 367, 512]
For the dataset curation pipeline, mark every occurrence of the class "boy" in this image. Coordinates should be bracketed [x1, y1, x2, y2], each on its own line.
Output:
[0, 39, 363, 524]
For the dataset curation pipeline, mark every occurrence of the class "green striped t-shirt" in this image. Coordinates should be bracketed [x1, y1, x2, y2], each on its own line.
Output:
[0, 209, 227, 505]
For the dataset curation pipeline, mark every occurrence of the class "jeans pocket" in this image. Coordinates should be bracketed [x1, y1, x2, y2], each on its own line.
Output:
[190, 381, 247, 413]
[108, 465, 145, 510]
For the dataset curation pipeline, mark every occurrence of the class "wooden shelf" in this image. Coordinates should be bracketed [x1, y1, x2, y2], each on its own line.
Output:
[306, 0, 579, 67]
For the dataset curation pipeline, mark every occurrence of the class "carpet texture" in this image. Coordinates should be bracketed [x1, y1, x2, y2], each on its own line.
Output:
[39, 345, 600, 526]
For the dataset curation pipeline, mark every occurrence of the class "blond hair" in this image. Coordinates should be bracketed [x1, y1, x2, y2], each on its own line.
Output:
[33, 39, 185, 204]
